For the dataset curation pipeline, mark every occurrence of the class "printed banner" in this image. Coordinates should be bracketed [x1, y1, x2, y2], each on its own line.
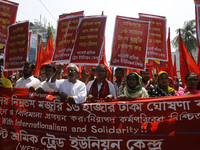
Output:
[59, 11, 84, 19]
[139, 13, 167, 61]
[0, 0, 18, 46]
[1, 87, 200, 149]
[110, 16, 150, 70]
[146, 59, 169, 68]
[70, 16, 107, 65]
[4, 21, 29, 71]
[51, 13, 84, 63]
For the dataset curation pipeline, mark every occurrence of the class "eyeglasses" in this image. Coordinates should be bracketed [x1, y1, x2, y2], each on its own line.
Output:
[67, 69, 75, 72]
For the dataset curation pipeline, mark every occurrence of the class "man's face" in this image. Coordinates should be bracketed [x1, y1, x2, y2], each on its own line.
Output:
[141, 71, 150, 82]
[115, 70, 123, 80]
[23, 64, 33, 76]
[45, 67, 54, 80]
[67, 65, 77, 82]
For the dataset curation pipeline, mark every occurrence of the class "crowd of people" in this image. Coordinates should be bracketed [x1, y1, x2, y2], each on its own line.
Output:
[1, 59, 200, 104]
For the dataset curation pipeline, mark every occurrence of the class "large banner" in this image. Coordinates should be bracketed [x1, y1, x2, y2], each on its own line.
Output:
[146, 59, 169, 68]
[51, 13, 84, 63]
[4, 21, 29, 71]
[0, 0, 18, 47]
[59, 11, 84, 19]
[1, 87, 200, 149]
[139, 13, 167, 61]
[110, 16, 150, 70]
[195, 1, 200, 49]
[70, 16, 107, 65]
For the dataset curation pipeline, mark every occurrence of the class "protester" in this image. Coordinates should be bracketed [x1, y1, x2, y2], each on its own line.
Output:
[15, 62, 40, 89]
[39, 72, 46, 82]
[85, 67, 96, 84]
[0, 66, 12, 87]
[144, 73, 157, 89]
[175, 73, 200, 96]
[140, 69, 150, 87]
[36, 64, 57, 92]
[174, 77, 184, 92]
[80, 70, 88, 84]
[86, 64, 116, 102]
[147, 71, 175, 97]
[113, 68, 124, 96]
[48, 63, 86, 104]
[117, 72, 149, 99]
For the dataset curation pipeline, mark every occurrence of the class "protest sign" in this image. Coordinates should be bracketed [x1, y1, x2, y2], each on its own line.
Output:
[0, 0, 18, 47]
[4, 21, 29, 71]
[70, 16, 107, 65]
[51, 13, 84, 63]
[1, 87, 200, 149]
[110, 16, 150, 70]
[139, 13, 167, 61]
[59, 11, 84, 19]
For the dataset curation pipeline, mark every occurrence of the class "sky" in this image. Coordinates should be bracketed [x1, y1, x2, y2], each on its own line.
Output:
[12, 0, 196, 62]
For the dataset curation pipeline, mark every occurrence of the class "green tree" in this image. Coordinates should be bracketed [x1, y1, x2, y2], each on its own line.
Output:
[172, 19, 198, 58]
[45, 22, 55, 47]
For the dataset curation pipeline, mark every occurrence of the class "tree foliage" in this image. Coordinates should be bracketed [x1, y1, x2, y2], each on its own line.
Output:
[45, 22, 55, 47]
[172, 20, 198, 58]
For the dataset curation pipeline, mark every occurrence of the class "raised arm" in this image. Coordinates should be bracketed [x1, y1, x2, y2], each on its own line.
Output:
[50, 63, 64, 83]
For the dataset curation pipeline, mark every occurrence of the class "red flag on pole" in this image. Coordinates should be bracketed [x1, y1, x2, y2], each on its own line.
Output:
[179, 30, 200, 86]
[33, 42, 44, 76]
[33, 34, 54, 76]
[173, 55, 178, 77]
[166, 28, 174, 79]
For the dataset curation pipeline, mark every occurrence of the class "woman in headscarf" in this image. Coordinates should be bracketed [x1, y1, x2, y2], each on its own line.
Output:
[175, 72, 200, 96]
[147, 71, 175, 97]
[117, 72, 149, 100]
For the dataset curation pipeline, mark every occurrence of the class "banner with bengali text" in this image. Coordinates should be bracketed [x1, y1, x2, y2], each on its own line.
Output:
[51, 14, 84, 63]
[146, 59, 169, 68]
[59, 11, 84, 19]
[110, 16, 150, 70]
[1, 87, 200, 149]
[70, 16, 107, 65]
[139, 13, 167, 61]
[4, 21, 29, 71]
[195, 1, 200, 48]
[0, 0, 18, 46]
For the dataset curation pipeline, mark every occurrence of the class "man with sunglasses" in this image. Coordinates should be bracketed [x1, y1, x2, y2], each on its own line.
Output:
[48, 63, 86, 104]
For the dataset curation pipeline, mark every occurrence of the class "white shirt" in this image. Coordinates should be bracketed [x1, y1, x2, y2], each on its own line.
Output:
[86, 79, 117, 99]
[48, 79, 86, 104]
[113, 80, 123, 96]
[39, 81, 54, 92]
[15, 75, 40, 89]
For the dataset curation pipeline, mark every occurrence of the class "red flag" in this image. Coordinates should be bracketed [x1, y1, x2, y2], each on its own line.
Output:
[33, 43, 44, 76]
[33, 34, 54, 76]
[99, 38, 112, 80]
[173, 55, 178, 78]
[41, 34, 54, 67]
[179, 30, 189, 87]
[179, 30, 200, 86]
[198, 49, 200, 68]
[28, 30, 32, 54]
[166, 28, 174, 79]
